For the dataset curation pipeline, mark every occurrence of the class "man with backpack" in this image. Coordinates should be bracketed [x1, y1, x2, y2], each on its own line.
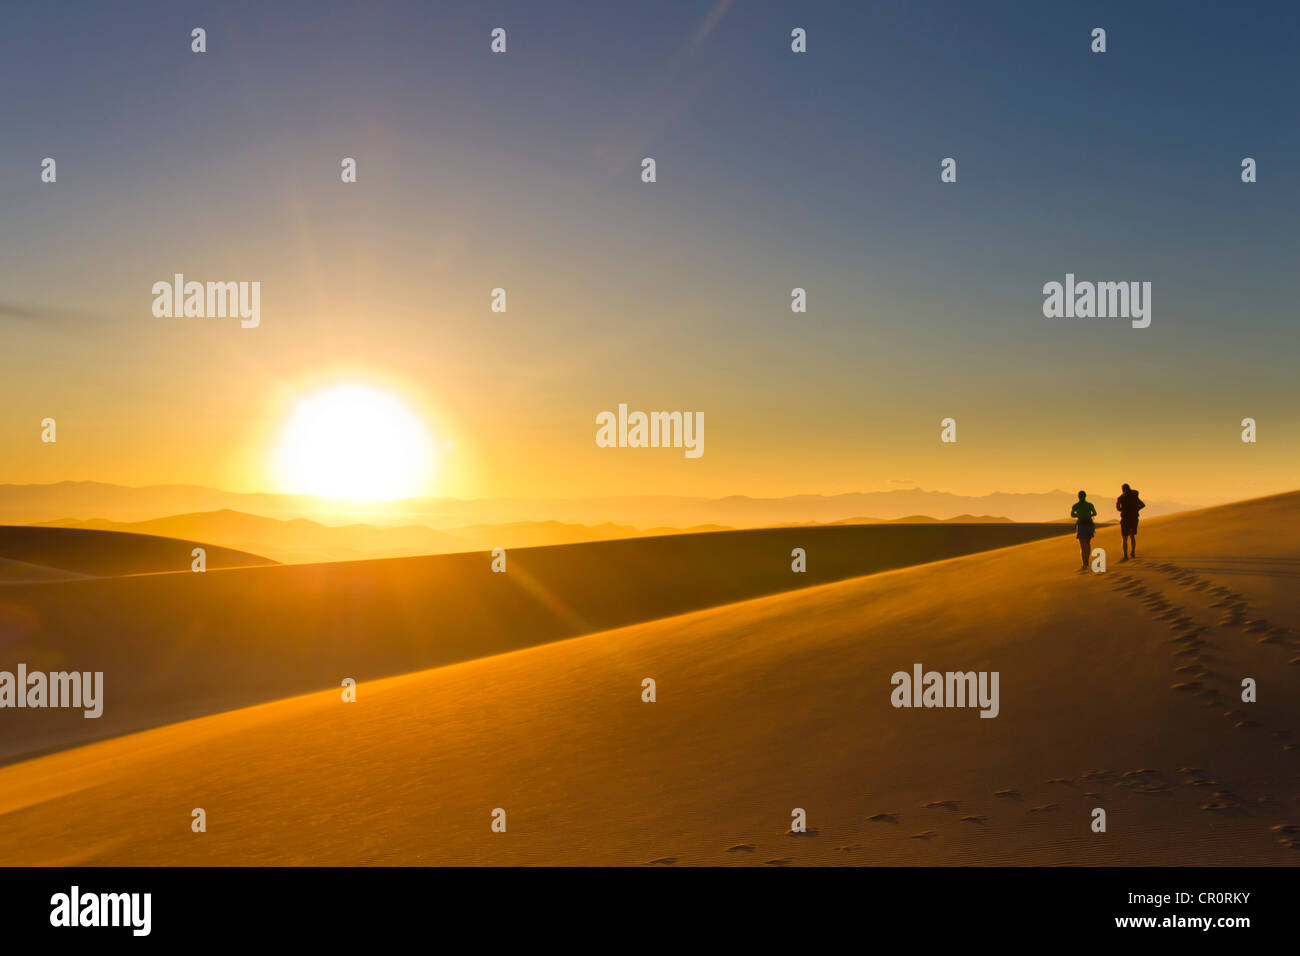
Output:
[1116, 483, 1145, 560]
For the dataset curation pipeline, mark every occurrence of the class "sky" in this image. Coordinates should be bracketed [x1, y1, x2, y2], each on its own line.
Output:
[1, 0, 1297, 505]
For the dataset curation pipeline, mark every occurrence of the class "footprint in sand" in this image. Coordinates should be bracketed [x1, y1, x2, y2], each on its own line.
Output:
[867, 813, 899, 823]
[910, 831, 938, 840]
[726, 843, 756, 853]
[961, 815, 989, 825]
[786, 828, 820, 837]
[1046, 777, 1074, 786]
[923, 799, 959, 810]
[764, 858, 793, 865]
[1029, 804, 1061, 813]
[993, 789, 1021, 799]
[646, 857, 678, 865]
[1171, 681, 1203, 691]
[1234, 720, 1261, 729]
[1200, 801, 1237, 812]
[836, 845, 863, 852]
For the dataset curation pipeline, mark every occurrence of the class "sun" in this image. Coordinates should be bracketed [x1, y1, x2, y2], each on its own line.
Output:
[271, 384, 436, 500]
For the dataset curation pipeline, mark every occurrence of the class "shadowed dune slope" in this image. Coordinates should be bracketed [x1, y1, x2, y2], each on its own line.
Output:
[0, 523, 1060, 763]
[0, 526, 274, 579]
[0, 494, 1297, 864]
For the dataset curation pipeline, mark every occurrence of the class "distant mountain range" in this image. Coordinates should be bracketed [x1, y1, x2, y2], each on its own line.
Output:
[0, 481, 1198, 530]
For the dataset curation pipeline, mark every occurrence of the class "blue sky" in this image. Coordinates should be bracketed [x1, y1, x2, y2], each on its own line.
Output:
[1, 1, 1296, 501]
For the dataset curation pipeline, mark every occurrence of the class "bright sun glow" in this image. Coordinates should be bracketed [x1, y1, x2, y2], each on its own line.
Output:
[272, 384, 436, 500]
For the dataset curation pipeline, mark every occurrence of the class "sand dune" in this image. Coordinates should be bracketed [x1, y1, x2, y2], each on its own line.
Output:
[0, 523, 1059, 763]
[1, 496, 1297, 864]
[34, 510, 466, 564]
[0, 556, 88, 584]
[0, 525, 272, 580]
[37, 510, 736, 563]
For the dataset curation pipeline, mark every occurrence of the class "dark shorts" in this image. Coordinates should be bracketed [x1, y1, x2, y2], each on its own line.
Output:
[1120, 517, 1139, 536]
[1076, 522, 1095, 541]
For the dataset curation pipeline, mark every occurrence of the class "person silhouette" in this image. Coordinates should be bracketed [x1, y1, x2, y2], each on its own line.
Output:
[1116, 483, 1145, 560]
[1070, 490, 1097, 570]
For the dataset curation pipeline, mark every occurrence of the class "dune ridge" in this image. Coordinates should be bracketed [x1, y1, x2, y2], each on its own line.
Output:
[0, 522, 1061, 764]
[0, 525, 273, 580]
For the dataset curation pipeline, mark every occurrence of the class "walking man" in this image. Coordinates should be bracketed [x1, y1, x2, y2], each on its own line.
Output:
[1071, 490, 1097, 570]
[1117, 483, 1145, 560]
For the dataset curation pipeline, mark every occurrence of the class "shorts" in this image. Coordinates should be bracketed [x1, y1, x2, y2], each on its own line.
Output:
[1120, 517, 1139, 536]
[1076, 522, 1095, 541]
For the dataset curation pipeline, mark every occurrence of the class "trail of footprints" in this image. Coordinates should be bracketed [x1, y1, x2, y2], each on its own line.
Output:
[1107, 559, 1299, 849]
[1107, 560, 1299, 749]
[680, 761, 1300, 864]
[648, 559, 1300, 864]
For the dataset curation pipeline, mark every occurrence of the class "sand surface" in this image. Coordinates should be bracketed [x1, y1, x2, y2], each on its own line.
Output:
[0, 497, 1297, 864]
[0, 523, 1060, 763]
